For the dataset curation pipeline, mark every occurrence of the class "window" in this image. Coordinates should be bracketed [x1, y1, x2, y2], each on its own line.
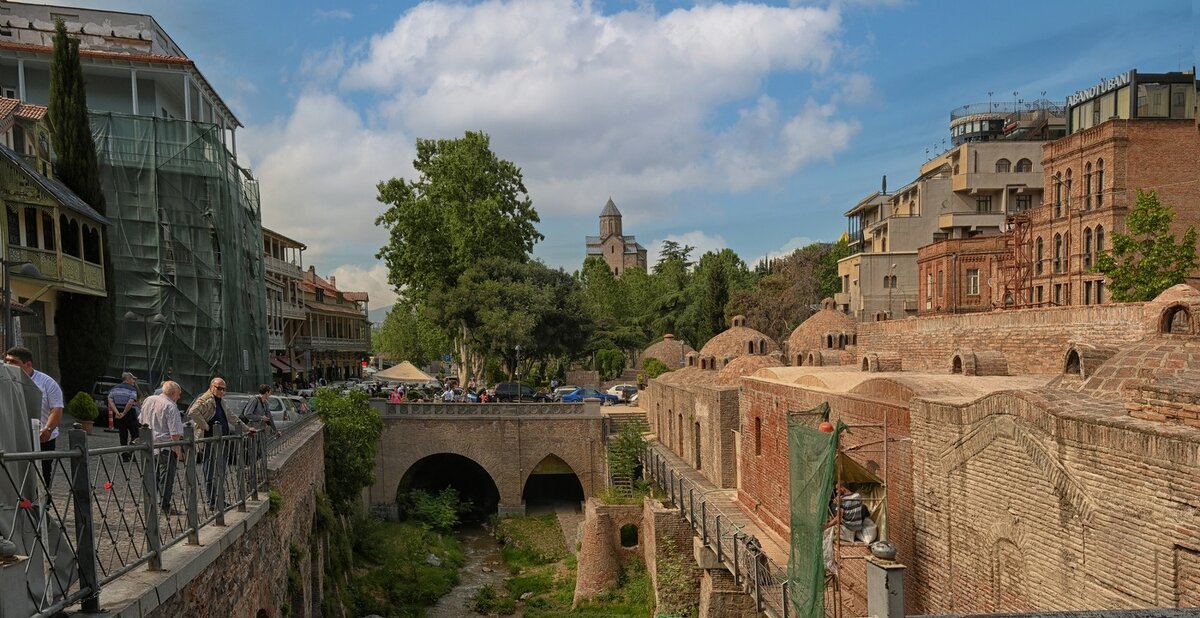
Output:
[925, 272, 933, 308]
[23, 207, 38, 249]
[6, 205, 18, 246]
[1096, 160, 1104, 207]
[1095, 280, 1104, 304]
[1053, 234, 1063, 273]
[1054, 283, 1063, 305]
[1036, 285, 1044, 304]
[966, 269, 980, 296]
[1053, 173, 1062, 217]
[1014, 194, 1032, 213]
[1084, 280, 1093, 305]
[1084, 163, 1092, 210]
[1095, 225, 1105, 255]
[1065, 169, 1073, 211]
[995, 158, 1011, 173]
[1170, 83, 1190, 119]
[1015, 158, 1032, 173]
[976, 195, 993, 213]
[1137, 83, 1170, 117]
[1083, 228, 1093, 268]
[937, 270, 944, 297]
[883, 275, 891, 289]
[1035, 237, 1044, 275]
[890, 275, 897, 289]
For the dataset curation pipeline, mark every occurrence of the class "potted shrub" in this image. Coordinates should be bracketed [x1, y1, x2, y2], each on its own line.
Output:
[67, 391, 100, 433]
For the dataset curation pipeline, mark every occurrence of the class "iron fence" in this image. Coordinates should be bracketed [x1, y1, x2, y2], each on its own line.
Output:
[0, 410, 319, 618]
[641, 443, 793, 618]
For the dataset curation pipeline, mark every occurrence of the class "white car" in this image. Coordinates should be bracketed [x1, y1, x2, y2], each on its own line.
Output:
[606, 383, 640, 402]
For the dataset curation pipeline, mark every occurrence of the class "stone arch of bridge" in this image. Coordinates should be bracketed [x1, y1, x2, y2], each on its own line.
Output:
[396, 452, 504, 517]
[521, 453, 586, 511]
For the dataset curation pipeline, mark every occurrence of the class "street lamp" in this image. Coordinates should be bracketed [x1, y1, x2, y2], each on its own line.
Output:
[515, 344, 522, 403]
[3, 259, 41, 351]
[124, 310, 166, 382]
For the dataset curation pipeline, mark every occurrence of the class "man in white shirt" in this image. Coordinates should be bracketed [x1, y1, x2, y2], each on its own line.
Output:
[140, 381, 185, 516]
[5, 346, 63, 487]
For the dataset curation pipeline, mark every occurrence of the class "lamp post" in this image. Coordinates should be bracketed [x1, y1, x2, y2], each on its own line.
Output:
[515, 344, 522, 403]
[3, 259, 41, 350]
[124, 310, 166, 382]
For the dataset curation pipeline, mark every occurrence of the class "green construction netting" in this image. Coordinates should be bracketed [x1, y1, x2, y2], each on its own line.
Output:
[788, 402, 838, 618]
[91, 112, 269, 399]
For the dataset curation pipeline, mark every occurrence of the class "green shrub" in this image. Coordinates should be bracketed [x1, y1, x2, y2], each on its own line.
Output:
[396, 488, 472, 531]
[495, 514, 567, 571]
[315, 389, 383, 509]
[66, 391, 99, 422]
[643, 358, 671, 379]
[467, 583, 516, 614]
[268, 488, 283, 514]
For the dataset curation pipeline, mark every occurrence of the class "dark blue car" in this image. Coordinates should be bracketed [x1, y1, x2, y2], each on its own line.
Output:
[560, 387, 619, 404]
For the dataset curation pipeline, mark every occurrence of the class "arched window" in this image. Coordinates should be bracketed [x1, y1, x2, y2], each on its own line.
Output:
[747, 341, 755, 354]
[1084, 162, 1093, 210]
[1095, 225, 1105, 254]
[1054, 233, 1063, 273]
[1015, 158, 1033, 172]
[952, 355, 963, 374]
[1065, 169, 1073, 210]
[1064, 349, 1082, 376]
[995, 158, 1011, 173]
[620, 524, 639, 547]
[1053, 173, 1062, 217]
[1083, 228, 1093, 268]
[891, 275, 898, 288]
[758, 339, 766, 354]
[1035, 237, 1044, 275]
[1096, 159, 1105, 207]
[1162, 306, 1192, 334]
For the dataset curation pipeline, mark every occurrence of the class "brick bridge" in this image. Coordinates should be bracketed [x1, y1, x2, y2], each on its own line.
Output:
[367, 401, 608, 516]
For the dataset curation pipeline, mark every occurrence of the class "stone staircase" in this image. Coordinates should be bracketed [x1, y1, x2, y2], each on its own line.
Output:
[604, 408, 649, 437]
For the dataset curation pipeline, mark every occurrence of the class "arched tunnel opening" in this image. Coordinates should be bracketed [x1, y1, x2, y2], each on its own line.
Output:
[398, 453, 501, 521]
[522, 454, 585, 513]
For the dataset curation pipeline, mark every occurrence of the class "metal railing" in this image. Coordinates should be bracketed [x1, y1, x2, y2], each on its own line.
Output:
[641, 443, 793, 618]
[0, 411, 320, 617]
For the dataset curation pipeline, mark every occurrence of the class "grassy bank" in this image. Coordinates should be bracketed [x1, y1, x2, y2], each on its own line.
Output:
[471, 513, 653, 617]
[346, 517, 464, 617]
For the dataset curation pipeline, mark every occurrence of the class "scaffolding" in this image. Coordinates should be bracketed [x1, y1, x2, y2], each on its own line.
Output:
[90, 112, 269, 398]
[1001, 212, 1033, 307]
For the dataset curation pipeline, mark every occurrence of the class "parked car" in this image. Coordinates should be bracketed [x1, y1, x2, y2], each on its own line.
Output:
[492, 382, 551, 402]
[560, 387, 619, 404]
[551, 385, 579, 401]
[606, 383, 640, 402]
[222, 393, 295, 432]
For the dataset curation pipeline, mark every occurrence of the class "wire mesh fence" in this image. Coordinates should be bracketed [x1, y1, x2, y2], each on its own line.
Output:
[642, 443, 793, 618]
[0, 411, 319, 617]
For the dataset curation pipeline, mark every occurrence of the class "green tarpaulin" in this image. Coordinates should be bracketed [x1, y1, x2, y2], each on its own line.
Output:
[788, 402, 838, 618]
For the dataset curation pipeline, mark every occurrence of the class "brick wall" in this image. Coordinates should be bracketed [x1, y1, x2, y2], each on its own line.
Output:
[148, 424, 326, 617]
[643, 497, 701, 615]
[642, 378, 739, 489]
[910, 392, 1200, 613]
[857, 302, 1148, 374]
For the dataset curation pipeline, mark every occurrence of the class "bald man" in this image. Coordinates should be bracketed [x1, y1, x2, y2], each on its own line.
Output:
[142, 381, 185, 515]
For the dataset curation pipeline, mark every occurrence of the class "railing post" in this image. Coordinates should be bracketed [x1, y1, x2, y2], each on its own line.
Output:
[248, 430, 260, 502]
[139, 426, 163, 571]
[688, 488, 696, 530]
[715, 515, 723, 564]
[235, 431, 247, 513]
[753, 549, 763, 610]
[183, 424, 200, 544]
[701, 501, 708, 545]
[782, 579, 790, 618]
[213, 424, 227, 526]
[732, 532, 742, 586]
[68, 426, 100, 612]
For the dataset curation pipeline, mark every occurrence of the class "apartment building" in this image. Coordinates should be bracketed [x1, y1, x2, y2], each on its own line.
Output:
[263, 228, 306, 384]
[298, 267, 370, 383]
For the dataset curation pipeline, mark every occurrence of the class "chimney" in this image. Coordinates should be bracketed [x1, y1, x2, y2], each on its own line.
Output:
[882, 174, 888, 194]
[329, 275, 336, 288]
[866, 550, 905, 618]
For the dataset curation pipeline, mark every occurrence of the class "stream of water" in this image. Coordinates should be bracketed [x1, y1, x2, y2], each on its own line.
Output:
[427, 523, 514, 617]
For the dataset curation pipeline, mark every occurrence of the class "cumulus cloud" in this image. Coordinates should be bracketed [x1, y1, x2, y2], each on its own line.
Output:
[315, 8, 353, 20]
[243, 0, 865, 274]
[326, 263, 398, 309]
[649, 231, 728, 267]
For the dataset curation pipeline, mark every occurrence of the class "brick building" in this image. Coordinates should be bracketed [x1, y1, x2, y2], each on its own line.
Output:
[585, 198, 647, 276]
[1021, 72, 1199, 306]
[916, 235, 1007, 314]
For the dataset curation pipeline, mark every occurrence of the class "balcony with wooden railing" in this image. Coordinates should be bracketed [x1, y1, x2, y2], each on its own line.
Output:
[7, 244, 106, 296]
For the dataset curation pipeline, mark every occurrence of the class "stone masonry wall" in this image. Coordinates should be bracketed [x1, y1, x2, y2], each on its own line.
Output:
[738, 376, 918, 614]
[643, 496, 701, 616]
[148, 424, 326, 618]
[910, 392, 1200, 614]
[857, 302, 1147, 374]
[642, 379, 739, 489]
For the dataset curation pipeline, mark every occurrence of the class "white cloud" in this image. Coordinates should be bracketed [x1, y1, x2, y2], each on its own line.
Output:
[327, 263, 397, 309]
[649, 231, 728, 267]
[315, 8, 354, 20]
[243, 0, 864, 280]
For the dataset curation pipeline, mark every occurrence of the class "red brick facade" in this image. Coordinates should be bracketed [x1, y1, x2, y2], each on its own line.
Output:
[917, 236, 1008, 314]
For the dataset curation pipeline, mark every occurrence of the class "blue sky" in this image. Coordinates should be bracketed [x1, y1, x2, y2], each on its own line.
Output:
[33, 0, 1198, 307]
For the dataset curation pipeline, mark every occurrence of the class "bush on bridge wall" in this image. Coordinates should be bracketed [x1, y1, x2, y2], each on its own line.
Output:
[315, 388, 384, 508]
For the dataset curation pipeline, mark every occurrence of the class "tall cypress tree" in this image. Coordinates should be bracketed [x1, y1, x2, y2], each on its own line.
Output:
[48, 19, 115, 395]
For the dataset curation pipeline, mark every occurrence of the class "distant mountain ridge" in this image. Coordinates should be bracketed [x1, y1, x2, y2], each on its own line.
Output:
[368, 304, 392, 325]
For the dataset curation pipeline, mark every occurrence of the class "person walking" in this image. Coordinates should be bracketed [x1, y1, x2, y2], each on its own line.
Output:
[242, 384, 282, 437]
[140, 381, 185, 515]
[108, 371, 141, 460]
[187, 377, 255, 509]
[4, 347, 63, 487]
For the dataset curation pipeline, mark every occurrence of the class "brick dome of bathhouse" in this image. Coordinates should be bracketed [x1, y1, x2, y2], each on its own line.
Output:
[697, 315, 780, 370]
[786, 298, 858, 366]
[714, 354, 784, 385]
[641, 334, 695, 370]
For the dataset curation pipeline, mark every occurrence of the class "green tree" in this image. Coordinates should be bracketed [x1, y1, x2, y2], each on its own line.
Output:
[678, 249, 752, 349]
[1096, 190, 1199, 301]
[647, 241, 693, 336]
[315, 388, 384, 508]
[816, 237, 851, 300]
[728, 240, 845, 342]
[48, 19, 115, 395]
[372, 302, 449, 367]
[375, 132, 543, 383]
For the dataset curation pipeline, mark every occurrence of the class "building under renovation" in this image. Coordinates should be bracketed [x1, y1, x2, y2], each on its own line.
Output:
[0, 2, 268, 395]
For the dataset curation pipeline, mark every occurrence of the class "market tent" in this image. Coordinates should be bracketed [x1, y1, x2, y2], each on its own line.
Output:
[374, 361, 436, 383]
